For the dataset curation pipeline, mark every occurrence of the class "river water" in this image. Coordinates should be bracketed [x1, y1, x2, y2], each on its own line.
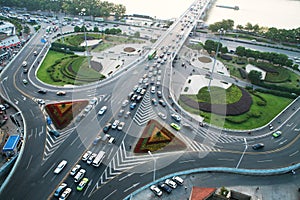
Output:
[107, 0, 300, 29]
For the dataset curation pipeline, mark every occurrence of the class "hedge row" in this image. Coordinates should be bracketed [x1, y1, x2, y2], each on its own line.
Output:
[179, 87, 253, 116]
[52, 42, 85, 52]
[238, 68, 247, 79]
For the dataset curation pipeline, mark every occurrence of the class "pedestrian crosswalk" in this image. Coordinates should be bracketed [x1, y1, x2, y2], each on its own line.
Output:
[133, 91, 157, 126]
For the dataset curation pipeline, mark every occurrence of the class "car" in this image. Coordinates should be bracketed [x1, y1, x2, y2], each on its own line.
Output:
[59, 187, 71, 200]
[122, 100, 129, 107]
[165, 179, 177, 189]
[74, 169, 86, 182]
[170, 123, 181, 131]
[98, 106, 107, 115]
[101, 134, 110, 142]
[93, 136, 101, 145]
[33, 51, 38, 56]
[118, 109, 125, 117]
[157, 91, 162, 98]
[54, 183, 67, 197]
[124, 111, 131, 118]
[136, 95, 143, 102]
[130, 103, 137, 110]
[70, 164, 81, 176]
[77, 177, 89, 191]
[56, 91, 66, 96]
[159, 99, 166, 107]
[117, 122, 125, 131]
[84, 105, 93, 113]
[128, 92, 134, 99]
[269, 124, 274, 130]
[171, 114, 181, 122]
[140, 89, 146, 95]
[89, 97, 98, 105]
[133, 85, 139, 92]
[37, 99, 45, 105]
[108, 137, 115, 144]
[82, 151, 92, 161]
[54, 160, 67, 174]
[49, 129, 60, 137]
[252, 143, 264, 150]
[23, 68, 28, 74]
[22, 79, 28, 84]
[143, 83, 149, 89]
[158, 182, 172, 193]
[150, 185, 163, 197]
[103, 123, 112, 133]
[131, 94, 138, 101]
[272, 131, 282, 138]
[172, 176, 184, 185]
[157, 112, 166, 119]
[112, 120, 120, 129]
[151, 86, 156, 94]
[151, 98, 158, 106]
[3, 115, 8, 120]
[38, 89, 47, 94]
[22, 61, 27, 67]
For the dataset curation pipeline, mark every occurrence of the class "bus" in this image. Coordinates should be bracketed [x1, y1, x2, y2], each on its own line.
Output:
[148, 49, 157, 60]
[92, 151, 106, 167]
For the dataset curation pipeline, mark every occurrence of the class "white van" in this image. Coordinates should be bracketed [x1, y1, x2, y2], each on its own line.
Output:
[151, 86, 156, 94]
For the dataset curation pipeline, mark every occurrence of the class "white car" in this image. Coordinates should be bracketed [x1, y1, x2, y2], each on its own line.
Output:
[87, 153, 97, 165]
[165, 179, 177, 189]
[150, 185, 162, 197]
[121, 100, 129, 107]
[112, 120, 120, 129]
[82, 151, 92, 162]
[158, 112, 167, 120]
[172, 176, 184, 185]
[22, 61, 27, 67]
[117, 122, 125, 131]
[70, 164, 81, 176]
[74, 169, 86, 182]
[59, 187, 71, 200]
[84, 105, 93, 113]
[54, 160, 67, 174]
[98, 106, 107, 115]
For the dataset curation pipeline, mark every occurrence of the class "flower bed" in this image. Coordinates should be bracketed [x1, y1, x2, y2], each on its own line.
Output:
[45, 100, 89, 129]
[134, 119, 186, 153]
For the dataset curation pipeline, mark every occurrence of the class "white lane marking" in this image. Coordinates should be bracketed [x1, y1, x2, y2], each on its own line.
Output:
[70, 135, 79, 146]
[25, 155, 33, 170]
[257, 159, 272, 163]
[289, 150, 299, 157]
[83, 179, 93, 196]
[179, 159, 195, 164]
[102, 189, 117, 200]
[218, 158, 234, 162]
[42, 163, 56, 178]
[119, 173, 134, 182]
[124, 183, 140, 193]
[279, 139, 288, 145]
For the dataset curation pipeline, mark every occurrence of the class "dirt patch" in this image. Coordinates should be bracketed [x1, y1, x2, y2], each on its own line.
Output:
[124, 47, 136, 53]
[198, 56, 212, 63]
[90, 61, 103, 72]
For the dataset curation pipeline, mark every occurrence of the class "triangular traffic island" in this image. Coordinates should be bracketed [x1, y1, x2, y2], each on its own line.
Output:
[134, 119, 187, 153]
[45, 100, 89, 129]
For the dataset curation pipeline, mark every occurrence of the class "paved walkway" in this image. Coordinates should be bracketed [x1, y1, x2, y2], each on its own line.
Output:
[132, 171, 300, 200]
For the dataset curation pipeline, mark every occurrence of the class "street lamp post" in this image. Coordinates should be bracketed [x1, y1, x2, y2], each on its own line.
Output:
[148, 151, 156, 182]
[208, 28, 225, 92]
[78, 8, 91, 68]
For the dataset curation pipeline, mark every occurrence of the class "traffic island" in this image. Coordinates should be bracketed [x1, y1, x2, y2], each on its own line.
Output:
[133, 119, 187, 153]
[45, 100, 89, 129]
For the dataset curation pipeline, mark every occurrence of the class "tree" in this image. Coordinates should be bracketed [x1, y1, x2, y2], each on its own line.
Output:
[235, 46, 246, 57]
[248, 70, 262, 84]
[133, 31, 140, 38]
[245, 22, 253, 32]
[236, 24, 243, 31]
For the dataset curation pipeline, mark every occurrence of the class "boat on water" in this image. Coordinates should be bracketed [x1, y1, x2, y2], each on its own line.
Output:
[216, 5, 239, 10]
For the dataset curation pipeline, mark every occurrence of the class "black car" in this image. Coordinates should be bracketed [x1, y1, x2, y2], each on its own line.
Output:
[49, 130, 60, 137]
[103, 123, 112, 133]
[158, 182, 172, 194]
[159, 99, 166, 107]
[38, 89, 47, 94]
[252, 143, 264, 150]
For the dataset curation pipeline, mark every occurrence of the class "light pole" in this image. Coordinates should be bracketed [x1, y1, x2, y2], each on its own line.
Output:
[148, 151, 156, 182]
[78, 8, 91, 68]
[208, 28, 225, 92]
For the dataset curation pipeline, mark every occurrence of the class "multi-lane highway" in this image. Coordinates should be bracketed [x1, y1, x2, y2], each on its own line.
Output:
[0, 0, 299, 199]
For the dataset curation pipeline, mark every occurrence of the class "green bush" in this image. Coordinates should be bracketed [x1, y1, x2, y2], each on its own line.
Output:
[256, 100, 266, 106]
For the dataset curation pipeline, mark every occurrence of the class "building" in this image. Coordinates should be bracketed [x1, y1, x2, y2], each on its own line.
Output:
[0, 21, 15, 35]
[0, 35, 21, 49]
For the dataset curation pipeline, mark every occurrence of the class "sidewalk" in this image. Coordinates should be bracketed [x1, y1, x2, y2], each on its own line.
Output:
[132, 172, 300, 200]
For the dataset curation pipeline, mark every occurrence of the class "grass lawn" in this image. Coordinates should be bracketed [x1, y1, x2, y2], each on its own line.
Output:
[179, 91, 293, 130]
[37, 50, 70, 85]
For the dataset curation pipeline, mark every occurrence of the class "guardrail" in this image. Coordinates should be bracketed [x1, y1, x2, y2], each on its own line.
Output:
[124, 163, 300, 200]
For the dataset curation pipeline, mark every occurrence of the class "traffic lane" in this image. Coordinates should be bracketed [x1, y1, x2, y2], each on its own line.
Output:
[89, 151, 246, 200]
